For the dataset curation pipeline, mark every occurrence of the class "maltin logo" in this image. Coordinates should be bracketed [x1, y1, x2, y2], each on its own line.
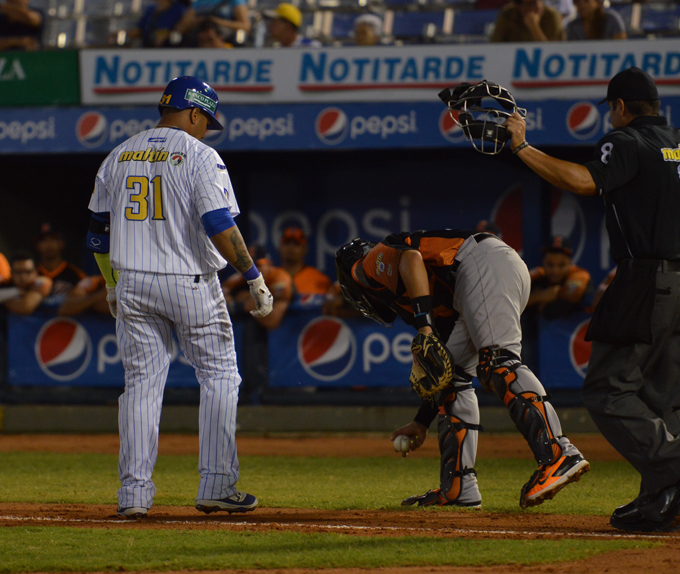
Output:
[297, 317, 356, 381]
[566, 102, 600, 141]
[315, 107, 348, 145]
[35, 318, 93, 381]
[76, 111, 108, 148]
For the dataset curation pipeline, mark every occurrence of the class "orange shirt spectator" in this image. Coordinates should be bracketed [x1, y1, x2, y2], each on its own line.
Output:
[527, 236, 591, 319]
[34, 223, 87, 301]
[59, 275, 110, 316]
[279, 227, 332, 295]
[4, 252, 52, 314]
[223, 245, 293, 329]
[0, 252, 10, 284]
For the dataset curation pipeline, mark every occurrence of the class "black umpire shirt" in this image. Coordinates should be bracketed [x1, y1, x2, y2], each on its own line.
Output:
[584, 116, 680, 263]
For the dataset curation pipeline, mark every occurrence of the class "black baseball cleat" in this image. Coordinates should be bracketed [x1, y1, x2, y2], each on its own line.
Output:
[196, 490, 258, 514]
[610, 485, 680, 532]
[117, 506, 148, 519]
[520, 454, 590, 509]
[401, 488, 481, 509]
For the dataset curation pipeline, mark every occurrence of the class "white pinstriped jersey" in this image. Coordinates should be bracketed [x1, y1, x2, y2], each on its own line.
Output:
[89, 127, 239, 275]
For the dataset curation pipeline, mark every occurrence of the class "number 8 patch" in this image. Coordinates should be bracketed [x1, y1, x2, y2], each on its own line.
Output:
[601, 142, 613, 164]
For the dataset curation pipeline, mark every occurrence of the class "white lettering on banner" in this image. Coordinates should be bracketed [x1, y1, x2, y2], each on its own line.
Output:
[0, 118, 55, 144]
[92, 55, 273, 93]
[349, 111, 417, 139]
[513, 47, 680, 87]
[299, 53, 485, 89]
[363, 332, 413, 372]
[250, 199, 412, 272]
[226, 114, 294, 141]
[109, 118, 157, 141]
[0, 58, 26, 81]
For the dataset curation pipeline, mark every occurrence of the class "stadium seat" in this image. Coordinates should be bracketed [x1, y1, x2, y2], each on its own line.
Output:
[84, 17, 115, 48]
[640, 3, 680, 35]
[42, 17, 79, 47]
[330, 12, 359, 39]
[451, 8, 497, 36]
[45, 0, 81, 18]
[391, 10, 448, 39]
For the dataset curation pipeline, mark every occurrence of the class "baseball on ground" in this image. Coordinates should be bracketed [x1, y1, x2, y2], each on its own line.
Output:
[393, 435, 411, 457]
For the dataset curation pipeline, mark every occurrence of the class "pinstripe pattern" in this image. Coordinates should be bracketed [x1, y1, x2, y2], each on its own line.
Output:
[91, 127, 245, 511]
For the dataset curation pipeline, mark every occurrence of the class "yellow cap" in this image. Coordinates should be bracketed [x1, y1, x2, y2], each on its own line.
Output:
[269, 3, 302, 28]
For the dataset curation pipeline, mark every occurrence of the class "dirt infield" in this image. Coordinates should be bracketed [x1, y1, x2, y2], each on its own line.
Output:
[1, 433, 678, 574]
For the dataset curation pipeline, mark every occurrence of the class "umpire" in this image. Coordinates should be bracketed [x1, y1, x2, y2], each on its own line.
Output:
[505, 67, 680, 532]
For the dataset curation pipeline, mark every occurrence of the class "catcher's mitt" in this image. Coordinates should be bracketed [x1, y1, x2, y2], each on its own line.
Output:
[409, 332, 454, 400]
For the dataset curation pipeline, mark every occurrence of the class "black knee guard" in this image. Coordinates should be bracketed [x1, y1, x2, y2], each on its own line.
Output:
[437, 387, 482, 501]
[477, 347, 520, 396]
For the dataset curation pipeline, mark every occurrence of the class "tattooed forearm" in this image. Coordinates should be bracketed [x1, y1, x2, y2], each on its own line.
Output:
[229, 229, 253, 273]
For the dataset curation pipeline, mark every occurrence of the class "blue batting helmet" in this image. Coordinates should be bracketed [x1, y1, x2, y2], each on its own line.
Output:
[158, 76, 223, 130]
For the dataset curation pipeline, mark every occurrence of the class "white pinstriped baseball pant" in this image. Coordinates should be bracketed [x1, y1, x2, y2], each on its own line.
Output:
[115, 270, 241, 510]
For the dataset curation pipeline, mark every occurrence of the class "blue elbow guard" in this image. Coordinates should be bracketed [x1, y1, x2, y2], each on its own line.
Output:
[86, 212, 111, 253]
[202, 208, 235, 237]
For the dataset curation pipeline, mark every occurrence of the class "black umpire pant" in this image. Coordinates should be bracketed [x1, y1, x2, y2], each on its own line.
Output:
[583, 262, 680, 499]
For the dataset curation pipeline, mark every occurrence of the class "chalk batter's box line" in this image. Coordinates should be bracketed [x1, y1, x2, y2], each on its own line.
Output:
[0, 515, 674, 540]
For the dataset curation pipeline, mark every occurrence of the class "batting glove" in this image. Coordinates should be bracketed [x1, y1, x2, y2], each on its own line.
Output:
[106, 286, 118, 318]
[247, 274, 273, 317]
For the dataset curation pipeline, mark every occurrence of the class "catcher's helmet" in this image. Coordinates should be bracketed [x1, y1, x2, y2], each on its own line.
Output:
[335, 239, 398, 328]
[438, 80, 526, 155]
[158, 76, 223, 130]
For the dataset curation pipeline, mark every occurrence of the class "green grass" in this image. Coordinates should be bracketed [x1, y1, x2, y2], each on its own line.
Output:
[0, 528, 657, 572]
[0, 452, 639, 515]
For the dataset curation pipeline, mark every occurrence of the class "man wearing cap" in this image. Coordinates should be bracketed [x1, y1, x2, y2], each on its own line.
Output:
[265, 3, 320, 47]
[505, 67, 680, 532]
[279, 227, 332, 296]
[86, 76, 273, 519]
[353, 13, 384, 46]
[526, 236, 591, 320]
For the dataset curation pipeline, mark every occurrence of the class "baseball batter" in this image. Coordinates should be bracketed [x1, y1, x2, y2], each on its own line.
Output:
[336, 231, 590, 509]
[87, 76, 273, 519]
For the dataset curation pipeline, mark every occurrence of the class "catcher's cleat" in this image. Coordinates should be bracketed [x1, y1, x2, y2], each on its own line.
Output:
[401, 488, 481, 509]
[195, 490, 258, 514]
[117, 506, 148, 519]
[520, 454, 590, 509]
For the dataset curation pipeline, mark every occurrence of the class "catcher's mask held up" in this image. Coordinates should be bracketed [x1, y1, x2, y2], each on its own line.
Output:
[335, 239, 397, 328]
[438, 80, 526, 155]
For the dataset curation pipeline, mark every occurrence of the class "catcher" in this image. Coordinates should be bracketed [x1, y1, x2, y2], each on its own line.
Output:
[336, 230, 590, 509]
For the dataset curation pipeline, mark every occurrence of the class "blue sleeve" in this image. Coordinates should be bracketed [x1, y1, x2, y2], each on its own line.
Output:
[202, 207, 236, 237]
[86, 211, 111, 253]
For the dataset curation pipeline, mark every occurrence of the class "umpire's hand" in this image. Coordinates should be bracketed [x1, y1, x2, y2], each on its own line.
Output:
[505, 112, 527, 152]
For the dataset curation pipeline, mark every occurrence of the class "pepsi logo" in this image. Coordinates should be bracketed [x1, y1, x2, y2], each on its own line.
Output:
[35, 318, 93, 382]
[568, 319, 592, 378]
[315, 108, 348, 145]
[297, 317, 356, 381]
[566, 102, 600, 141]
[202, 111, 228, 147]
[439, 109, 466, 143]
[76, 112, 108, 148]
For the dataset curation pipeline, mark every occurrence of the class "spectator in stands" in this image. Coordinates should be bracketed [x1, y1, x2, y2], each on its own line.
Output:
[111, 0, 187, 47]
[0, 0, 43, 51]
[353, 13, 384, 46]
[526, 236, 592, 320]
[222, 245, 293, 329]
[58, 275, 110, 317]
[279, 227, 332, 296]
[197, 17, 233, 47]
[0, 251, 10, 284]
[34, 223, 87, 305]
[265, 3, 320, 47]
[567, 0, 626, 40]
[3, 251, 51, 315]
[544, 0, 575, 20]
[176, 0, 250, 46]
[491, 0, 565, 42]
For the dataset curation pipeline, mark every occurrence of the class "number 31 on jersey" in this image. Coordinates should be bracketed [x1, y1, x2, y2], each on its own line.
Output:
[125, 175, 165, 221]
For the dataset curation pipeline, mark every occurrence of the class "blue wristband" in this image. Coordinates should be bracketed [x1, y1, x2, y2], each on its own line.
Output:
[243, 264, 260, 281]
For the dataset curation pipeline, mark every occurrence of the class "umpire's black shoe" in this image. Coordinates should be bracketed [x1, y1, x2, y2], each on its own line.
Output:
[610, 485, 680, 532]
